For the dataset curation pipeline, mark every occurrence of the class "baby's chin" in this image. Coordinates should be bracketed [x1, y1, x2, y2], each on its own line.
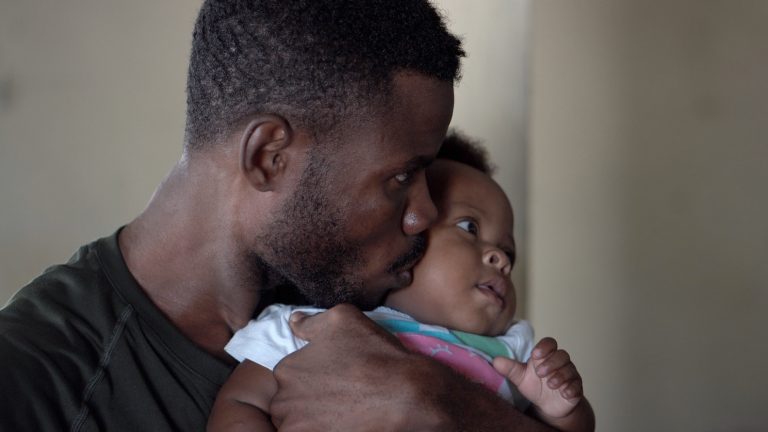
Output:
[452, 316, 515, 337]
[490, 315, 520, 336]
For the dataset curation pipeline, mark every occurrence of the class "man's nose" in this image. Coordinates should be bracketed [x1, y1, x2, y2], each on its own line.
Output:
[402, 174, 438, 236]
[483, 247, 512, 276]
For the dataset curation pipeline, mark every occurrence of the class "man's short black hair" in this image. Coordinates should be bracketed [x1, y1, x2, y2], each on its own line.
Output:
[437, 129, 494, 175]
[185, 0, 464, 150]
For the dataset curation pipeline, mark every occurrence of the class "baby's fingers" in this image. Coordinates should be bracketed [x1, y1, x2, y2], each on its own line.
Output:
[531, 337, 558, 360]
[492, 356, 528, 388]
[560, 378, 583, 400]
[535, 348, 571, 378]
[546, 363, 580, 389]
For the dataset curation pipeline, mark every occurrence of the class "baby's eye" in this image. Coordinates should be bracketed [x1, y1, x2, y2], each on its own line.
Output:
[456, 219, 478, 236]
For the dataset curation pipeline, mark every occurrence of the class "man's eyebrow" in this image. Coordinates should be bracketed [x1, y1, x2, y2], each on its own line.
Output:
[405, 155, 435, 170]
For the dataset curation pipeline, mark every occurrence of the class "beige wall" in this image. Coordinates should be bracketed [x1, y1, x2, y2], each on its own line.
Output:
[528, 1, 768, 431]
[0, 1, 199, 302]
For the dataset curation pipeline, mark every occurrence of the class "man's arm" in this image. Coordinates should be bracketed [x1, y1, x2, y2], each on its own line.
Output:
[268, 304, 557, 432]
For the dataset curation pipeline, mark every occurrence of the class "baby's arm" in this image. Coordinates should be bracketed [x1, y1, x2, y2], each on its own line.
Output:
[493, 337, 595, 432]
[207, 360, 278, 432]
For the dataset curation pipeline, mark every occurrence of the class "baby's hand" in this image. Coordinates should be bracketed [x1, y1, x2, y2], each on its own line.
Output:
[493, 337, 583, 420]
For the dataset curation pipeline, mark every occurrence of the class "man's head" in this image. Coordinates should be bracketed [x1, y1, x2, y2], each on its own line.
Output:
[254, 74, 455, 309]
[182, 1, 464, 309]
[184, 0, 463, 150]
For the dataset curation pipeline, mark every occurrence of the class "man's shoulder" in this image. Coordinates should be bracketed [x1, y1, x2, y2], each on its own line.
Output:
[0, 234, 124, 369]
[0, 234, 130, 429]
[2, 237, 115, 323]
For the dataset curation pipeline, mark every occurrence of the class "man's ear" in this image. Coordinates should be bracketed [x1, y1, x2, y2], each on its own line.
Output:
[239, 115, 296, 192]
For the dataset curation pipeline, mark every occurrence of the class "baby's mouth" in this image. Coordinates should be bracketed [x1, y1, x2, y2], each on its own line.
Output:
[476, 277, 508, 307]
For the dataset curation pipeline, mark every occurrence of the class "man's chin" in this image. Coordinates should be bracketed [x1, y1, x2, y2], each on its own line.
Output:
[292, 277, 368, 309]
[307, 276, 388, 311]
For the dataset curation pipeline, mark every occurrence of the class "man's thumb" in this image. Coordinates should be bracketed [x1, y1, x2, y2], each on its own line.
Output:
[493, 356, 528, 387]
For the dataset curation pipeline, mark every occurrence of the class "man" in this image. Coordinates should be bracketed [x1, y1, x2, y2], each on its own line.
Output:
[0, 1, 555, 430]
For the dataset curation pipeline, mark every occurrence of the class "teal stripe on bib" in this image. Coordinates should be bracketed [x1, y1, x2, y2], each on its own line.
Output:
[450, 330, 511, 358]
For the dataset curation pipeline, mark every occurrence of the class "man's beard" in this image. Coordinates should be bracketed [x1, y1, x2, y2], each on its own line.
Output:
[250, 148, 428, 310]
[250, 150, 372, 309]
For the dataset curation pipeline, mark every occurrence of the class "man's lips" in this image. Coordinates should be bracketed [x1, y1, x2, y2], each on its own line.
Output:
[388, 236, 427, 274]
[396, 269, 413, 288]
[388, 237, 426, 289]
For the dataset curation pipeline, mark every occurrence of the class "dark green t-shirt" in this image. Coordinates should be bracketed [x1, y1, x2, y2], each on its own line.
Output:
[0, 230, 233, 431]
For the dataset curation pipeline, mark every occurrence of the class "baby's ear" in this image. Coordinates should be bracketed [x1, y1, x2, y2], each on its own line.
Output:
[238, 115, 297, 192]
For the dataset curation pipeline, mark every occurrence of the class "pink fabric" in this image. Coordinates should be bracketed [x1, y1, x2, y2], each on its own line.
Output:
[396, 333, 507, 394]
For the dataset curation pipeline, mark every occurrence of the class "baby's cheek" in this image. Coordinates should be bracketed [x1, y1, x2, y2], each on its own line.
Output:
[384, 288, 425, 318]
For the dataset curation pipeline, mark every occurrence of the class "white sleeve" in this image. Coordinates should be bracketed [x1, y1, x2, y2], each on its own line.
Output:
[499, 320, 535, 362]
[224, 304, 326, 370]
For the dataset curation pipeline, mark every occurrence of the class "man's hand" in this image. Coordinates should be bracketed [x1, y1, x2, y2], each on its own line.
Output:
[268, 304, 443, 431]
[268, 304, 556, 432]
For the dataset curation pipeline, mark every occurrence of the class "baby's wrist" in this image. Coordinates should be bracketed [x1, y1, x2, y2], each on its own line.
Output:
[530, 401, 574, 423]
[531, 399, 595, 432]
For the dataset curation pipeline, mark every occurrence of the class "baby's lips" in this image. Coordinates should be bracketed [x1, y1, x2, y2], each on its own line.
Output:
[480, 276, 509, 300]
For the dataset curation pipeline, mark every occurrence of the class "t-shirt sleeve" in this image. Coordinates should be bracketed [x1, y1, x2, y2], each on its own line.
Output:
[499, 320, 535, 362]
[224, 304, 323, 370]
[0, 329, 80, 430]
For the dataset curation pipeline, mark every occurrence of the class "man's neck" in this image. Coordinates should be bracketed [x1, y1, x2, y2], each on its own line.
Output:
[119, 160, 262, 361]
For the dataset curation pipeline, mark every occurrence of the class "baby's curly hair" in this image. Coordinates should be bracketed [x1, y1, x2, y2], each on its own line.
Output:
[437, 130, 495, 175]
[185, 0, 465, 150]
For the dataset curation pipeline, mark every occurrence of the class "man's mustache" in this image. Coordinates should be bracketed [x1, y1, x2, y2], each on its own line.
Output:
[388, 235, 427, 273]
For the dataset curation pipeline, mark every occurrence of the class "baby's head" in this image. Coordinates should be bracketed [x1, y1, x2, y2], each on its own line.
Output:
[386, 131, 517, 336]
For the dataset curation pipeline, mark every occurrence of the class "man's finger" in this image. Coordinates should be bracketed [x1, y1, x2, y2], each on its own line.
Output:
[492, 356, 528, 387]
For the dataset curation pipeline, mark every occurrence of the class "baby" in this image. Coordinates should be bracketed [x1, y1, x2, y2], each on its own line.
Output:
[208, 132, 595, 432]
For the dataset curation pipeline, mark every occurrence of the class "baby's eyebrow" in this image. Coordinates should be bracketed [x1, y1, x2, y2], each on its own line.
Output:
[504, 234, 517, 263]
[452, 202, 484, 216]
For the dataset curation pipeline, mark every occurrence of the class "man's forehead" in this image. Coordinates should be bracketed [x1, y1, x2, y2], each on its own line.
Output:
[341, 116, 448, 165]
[388, 73, 454, 124]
